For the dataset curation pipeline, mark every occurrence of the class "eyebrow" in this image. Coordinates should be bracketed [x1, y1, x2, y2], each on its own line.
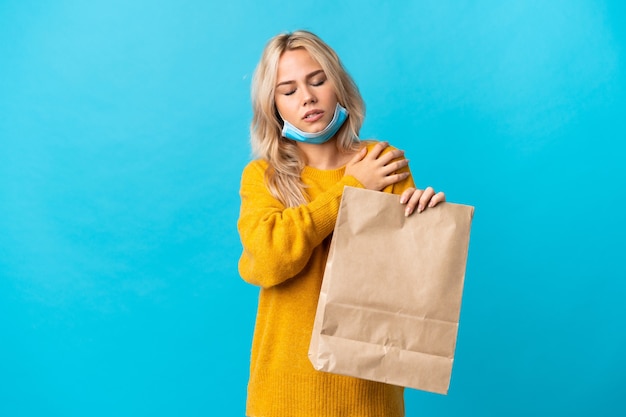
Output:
[276, 69, 325, 87]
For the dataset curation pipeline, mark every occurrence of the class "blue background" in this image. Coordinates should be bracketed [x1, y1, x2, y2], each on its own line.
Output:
[1, 1, 624, 416]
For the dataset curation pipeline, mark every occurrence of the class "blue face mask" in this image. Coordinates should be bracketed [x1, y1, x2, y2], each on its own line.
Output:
[281, 104, 349, 144]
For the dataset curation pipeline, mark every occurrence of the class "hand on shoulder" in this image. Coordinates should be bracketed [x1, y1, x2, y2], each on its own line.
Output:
[344, 141, 410, 191]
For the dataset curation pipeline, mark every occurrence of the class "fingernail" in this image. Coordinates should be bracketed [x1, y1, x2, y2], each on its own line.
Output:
[428, 201, 435, 208]
[405, 207, 412, 216]
[417, 204, 424, 213]
[400, 196, 407, 204]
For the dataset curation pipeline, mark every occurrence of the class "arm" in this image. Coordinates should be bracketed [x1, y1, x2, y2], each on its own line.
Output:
[237, 161, 362, 288]
[238, 142, 414, 288]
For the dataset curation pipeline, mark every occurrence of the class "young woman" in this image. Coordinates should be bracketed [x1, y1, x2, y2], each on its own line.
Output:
[237, 30, 445, 417]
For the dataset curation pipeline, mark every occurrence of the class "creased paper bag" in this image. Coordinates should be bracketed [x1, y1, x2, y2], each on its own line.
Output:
[308, 186, 474, 395]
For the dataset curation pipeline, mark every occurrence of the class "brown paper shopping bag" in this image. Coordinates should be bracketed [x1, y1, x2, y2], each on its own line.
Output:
[309, 186, 474, 395]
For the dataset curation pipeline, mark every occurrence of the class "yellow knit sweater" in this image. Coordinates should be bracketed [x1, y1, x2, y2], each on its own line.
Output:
[238, 143, 414, 417]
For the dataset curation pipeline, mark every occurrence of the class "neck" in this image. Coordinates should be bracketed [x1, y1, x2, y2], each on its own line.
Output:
[297, 139, 353, 170]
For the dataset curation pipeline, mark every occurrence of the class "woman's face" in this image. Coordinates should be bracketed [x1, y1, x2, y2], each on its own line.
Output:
[274, 48, 338, 134]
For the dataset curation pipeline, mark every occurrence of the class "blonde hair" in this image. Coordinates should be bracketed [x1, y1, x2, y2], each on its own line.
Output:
[250, 30, 365, 207]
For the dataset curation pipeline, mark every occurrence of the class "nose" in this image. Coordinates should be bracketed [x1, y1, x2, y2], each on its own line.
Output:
[301, 85, 317, 105]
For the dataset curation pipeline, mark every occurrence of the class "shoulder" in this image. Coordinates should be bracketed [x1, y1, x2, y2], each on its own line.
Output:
[361, 139, 400, 153]
[241, 158, 270, 179]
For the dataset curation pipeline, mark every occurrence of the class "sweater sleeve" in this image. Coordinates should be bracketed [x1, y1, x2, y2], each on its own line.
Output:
[237, 160, 363, 288]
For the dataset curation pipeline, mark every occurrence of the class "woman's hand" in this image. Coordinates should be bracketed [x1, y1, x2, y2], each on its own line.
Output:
[344, 141, 410, 191]
[400, 186, 446, 216]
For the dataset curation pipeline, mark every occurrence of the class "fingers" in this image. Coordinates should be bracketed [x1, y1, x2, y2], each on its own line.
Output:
[419, 187, 437, 213]
[385, 157, 409, 174]
[400, 187, 446, 216]
[364, 141, 389, 159]
[379, 172, 411, 189]
[404, 188, 425, 216]
[428, 191, 446, 207]
[348, 147, 368, 165]
[362, 142, 408, 179]
[365, 143, 405, 165]
[345, 147, 368, 171]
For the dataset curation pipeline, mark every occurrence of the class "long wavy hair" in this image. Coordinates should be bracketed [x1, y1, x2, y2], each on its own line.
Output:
[250, 30, 365, 207]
